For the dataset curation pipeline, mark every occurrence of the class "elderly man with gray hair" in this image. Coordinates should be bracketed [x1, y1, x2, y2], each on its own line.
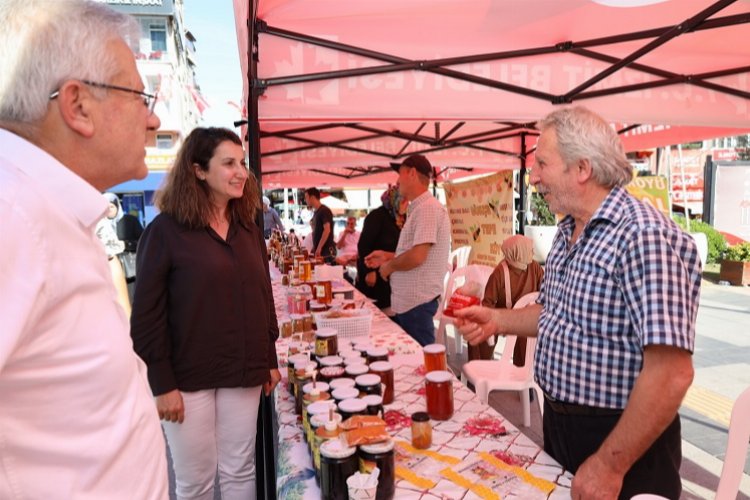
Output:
[0, 1, 167, 498]
[455, 106, 701, 499]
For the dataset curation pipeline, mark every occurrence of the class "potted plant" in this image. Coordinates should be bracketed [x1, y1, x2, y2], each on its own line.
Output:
[523, 193, 557, 264]
[719, 242, 750, 286]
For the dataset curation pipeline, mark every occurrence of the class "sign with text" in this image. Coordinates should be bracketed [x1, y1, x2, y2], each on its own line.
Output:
[444, 171, 514, 267]
[626, 175, 670, 216]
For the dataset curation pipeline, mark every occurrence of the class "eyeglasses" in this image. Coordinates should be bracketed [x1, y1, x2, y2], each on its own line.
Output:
[49, 79, 157, 115]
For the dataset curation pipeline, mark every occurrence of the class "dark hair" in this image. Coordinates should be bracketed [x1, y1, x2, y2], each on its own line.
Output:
[305, 187, 321, 199]
[155, 127, 259, 228]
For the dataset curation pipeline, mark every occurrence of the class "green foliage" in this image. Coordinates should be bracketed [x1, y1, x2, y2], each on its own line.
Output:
[528, 193, 556, 226]
[672, 216, 727, 264]
[725, 242, 750, 262]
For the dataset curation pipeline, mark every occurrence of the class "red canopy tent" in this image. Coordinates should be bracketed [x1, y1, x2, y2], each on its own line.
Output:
[232, 0, 750, 188]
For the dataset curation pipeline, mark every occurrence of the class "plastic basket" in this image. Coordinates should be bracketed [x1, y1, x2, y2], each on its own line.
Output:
[313, 310, 372, 341]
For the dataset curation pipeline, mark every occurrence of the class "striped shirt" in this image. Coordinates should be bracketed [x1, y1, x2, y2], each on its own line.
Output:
[535, 187, 701, 409]
[390, 191, 451, 314]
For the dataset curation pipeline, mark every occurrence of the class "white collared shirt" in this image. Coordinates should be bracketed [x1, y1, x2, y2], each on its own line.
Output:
[0, 129, 168, 499]
[390, 191, 451, 313]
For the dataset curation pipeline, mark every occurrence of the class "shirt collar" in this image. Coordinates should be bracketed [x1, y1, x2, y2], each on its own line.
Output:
[557, 186, 624, 235]
[407, 190, 431, 214]
[0, 128, 107, 229]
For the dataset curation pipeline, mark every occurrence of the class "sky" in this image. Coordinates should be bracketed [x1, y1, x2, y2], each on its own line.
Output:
[183, 0, 244, 129]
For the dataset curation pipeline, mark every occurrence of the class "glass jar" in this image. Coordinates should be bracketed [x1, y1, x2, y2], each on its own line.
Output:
[423, 343, 447, 373]
[369, 361, 394, 405]
[366, 346, 389, 365]
[411, 412, 432, 449]
[302, 313, 314, 333]
[300, 260, 313, 282]
[355, 373, 382, 397]
[320, 438, 358, 500]
[290, 314, 305, 335]
[305, 400, 335, 448]
[345, 363, 369, 379]
[279, 316, 293, 338]
[425, 370, 454, 420]
[312, 415, 343, 482]
[362, 394, 384, 419]
[288, 355, 311, 394]
[337, 397, 367, 422]
[331, 386, 359, 404]
[319, 365, 346, 384]
[315, 328, 338, 358]
[328, 377, 356, 392]
[313, 280, 333, 305]
[358, 438, 395, 500]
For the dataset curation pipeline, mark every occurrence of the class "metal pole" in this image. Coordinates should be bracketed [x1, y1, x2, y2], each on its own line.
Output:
[248, 0, 262, 227]
[518, 133, 527, 234]
[677, 144, 691, 231]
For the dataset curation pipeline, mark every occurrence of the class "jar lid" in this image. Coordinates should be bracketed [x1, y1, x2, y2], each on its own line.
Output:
[289, 313, 304, 319]
[319, 438, 356, 459]
[293, 358, 313, 369]
[366, 346, 389, 357]
[311, 412, 342, 428]
[319, 355, 344, 367]
[345, 363, 369, 376]
[331, 387, 359, 401]
[320, 366, 346, 378]
[315, 327, 337, 338]
[303, 381, 330, 394]
[423, 343, 446, 354]
[411, 411, 430, 422]
[329, 378, 356, 390]
[338, 397, 367, 414]
[425, 370, 452, 383]
[355, 374, 381, 387]
[361, 394, 383, 406]
[368, 361, 393, 372]
[343, 356, 365, 367]
[359, 438, 394, 454]
[307, 400, 336, 416]
[352, 342, 372, 352]
[289, 353, 311, 365]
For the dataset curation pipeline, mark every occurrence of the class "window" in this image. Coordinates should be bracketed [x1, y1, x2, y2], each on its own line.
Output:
[156, 133, 174, 149]
[140, 18, 167, 56]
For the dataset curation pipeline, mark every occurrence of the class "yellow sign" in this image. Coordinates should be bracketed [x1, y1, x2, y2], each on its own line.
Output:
[443, 171, 515, 267]
[145, 154, 175, 171]
[626, 175, 670, 216]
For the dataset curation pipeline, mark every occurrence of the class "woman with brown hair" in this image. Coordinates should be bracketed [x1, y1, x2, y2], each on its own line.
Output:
[130, 127, 280, 500]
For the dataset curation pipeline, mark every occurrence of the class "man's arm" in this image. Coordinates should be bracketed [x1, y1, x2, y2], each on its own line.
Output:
[379, 242, 430, 279]
[336, 228, 349, 249]
[316, 221, 331, 256]
[571, 345, 693, 499]
[454, 304, 541, 344]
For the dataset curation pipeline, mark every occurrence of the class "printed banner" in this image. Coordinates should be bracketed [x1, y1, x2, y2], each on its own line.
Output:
[626, 175, 670, 216]
[444, 171, 515, 267]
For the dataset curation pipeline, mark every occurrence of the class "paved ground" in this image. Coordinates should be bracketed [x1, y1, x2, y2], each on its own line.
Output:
[447, 280, 750, 499]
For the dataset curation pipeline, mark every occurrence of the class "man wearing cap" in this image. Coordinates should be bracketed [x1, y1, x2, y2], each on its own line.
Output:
[365, 154, 450, 346]
[262, 195, 283, 238]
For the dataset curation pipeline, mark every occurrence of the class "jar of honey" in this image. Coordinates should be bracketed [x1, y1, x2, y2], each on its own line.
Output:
[328, 377, 356, 392]
[331, 386, 359, 404]
[287, 354, 311, 394]
[410, 412, 432, 449]
[312, 414, 343, 483]
[366, 346, 389, 365]
[337, 397, 367, 421]
[423, 343, 447, 373]
[313, 280, 333, 305]
[368, 361, 394, 405]
[319, 439, 358, 500]
[361, 394, 384, 419]
[355, 373, 382, 397]
[358, 439, 395, 500]
[305, 400, 335, 449]
[345, 363, 369, 379]
[425, 370, 454, 420]
[315, 328, 338, 358]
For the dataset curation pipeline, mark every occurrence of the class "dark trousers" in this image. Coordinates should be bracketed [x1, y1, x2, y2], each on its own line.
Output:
[543, 400, 683, 500]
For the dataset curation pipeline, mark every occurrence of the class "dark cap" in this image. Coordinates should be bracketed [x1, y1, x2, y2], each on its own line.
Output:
[392, 154, 434, 179]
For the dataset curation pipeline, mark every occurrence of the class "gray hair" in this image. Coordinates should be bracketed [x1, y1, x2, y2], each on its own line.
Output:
[0, 0, 140, 124]
[537, 106, 633, 188]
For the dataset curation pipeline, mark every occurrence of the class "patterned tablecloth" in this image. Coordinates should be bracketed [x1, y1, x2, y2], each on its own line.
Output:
[271, 272, 572, 499]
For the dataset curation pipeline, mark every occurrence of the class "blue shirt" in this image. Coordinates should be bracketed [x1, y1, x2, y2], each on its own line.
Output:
[535, 187, 701, 409]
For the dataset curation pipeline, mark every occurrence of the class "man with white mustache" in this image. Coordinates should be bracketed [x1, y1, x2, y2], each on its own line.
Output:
[455, 106, 701, 500]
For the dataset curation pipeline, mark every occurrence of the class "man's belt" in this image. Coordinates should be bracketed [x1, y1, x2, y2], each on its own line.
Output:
[543, 393, 623, 417]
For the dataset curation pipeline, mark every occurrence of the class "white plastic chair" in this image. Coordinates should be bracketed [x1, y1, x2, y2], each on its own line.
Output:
[448, 245, 471, 271]
[715, 385, 750, 500]
[460, 292, 543, 427]
[435, 264, 495, 357]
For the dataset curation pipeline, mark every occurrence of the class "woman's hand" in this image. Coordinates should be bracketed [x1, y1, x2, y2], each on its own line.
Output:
[156, 389, 185, 423]
[264, 369, 282, 396]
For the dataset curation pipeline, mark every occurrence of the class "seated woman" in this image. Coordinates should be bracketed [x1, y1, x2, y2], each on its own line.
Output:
[355, 186, 407, 314]
[467, 234, 543, 365]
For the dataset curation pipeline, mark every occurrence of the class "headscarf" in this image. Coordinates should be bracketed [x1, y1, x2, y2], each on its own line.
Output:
[501, 234, 534, 271]
[380, 185, 406, 227]
[102, 192, 123, 223]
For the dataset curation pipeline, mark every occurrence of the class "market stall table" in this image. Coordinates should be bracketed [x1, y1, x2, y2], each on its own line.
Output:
[270, 270, 572, 499]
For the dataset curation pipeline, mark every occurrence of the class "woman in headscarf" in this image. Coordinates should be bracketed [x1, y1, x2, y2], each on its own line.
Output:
[355, 185, 407, 313]
[467, 234, 544, 365]
[95, 192, 125, 259]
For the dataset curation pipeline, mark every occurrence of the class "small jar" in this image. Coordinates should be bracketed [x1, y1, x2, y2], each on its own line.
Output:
[319, 436, 358, 500]
[310, 300, 327, 314]
[345, 363, 369, 379]
[329, 377, 356, 392]
[411, 412, 432, 449]
[319, 365, 346, 384]
[331, 386, 359, 403]
[361, 394, 384, 419]
[319, 355, 344, 369]
[312, 415, 343, 482]
[369, 361, 395, 405]
[313, 280, 333, 305]
[425, 370, 454, 420]
[302, 313, 314, 333]
[366, 346, 389, 365]
[305, 400, 336, 448]
[352, 341, 372, 356]
[423, 343, 447, 373]
[279, 316, 293, 338]
[288, 355, 311, 394]
[290, 314, 305, 334]
[355, 373, 382, 397]
[358, 439, 395, 500]
[342, 352, 365, 366]
[338, 397, 367, 421]
[315, 328, 338, 358]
